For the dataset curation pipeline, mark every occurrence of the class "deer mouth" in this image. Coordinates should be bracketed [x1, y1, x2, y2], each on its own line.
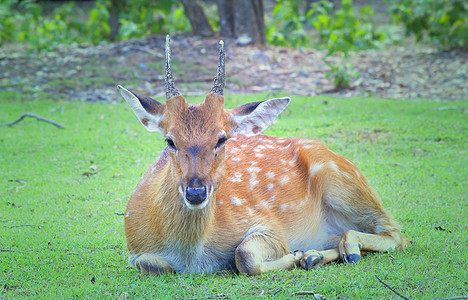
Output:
[178, 184, 213, 210]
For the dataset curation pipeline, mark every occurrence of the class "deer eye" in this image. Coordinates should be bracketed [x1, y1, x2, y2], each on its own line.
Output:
[165, 137, 177, 151]
[215, 136, 227, 150]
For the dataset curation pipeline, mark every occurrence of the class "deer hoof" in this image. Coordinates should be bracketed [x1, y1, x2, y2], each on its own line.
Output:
[342, 253, 361, 264]
[301, 251, 324, 269]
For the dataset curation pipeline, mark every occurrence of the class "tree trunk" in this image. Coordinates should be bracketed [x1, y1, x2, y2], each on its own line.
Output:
[109, 0, 125, 41]
[217, 0, 265, 46]
[218, 0, 234, 37]
[181, 0, 214, 37]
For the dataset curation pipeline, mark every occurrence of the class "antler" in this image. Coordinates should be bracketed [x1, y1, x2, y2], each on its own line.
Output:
[210, 40, 225, 96]
[165, 35, 180, 100]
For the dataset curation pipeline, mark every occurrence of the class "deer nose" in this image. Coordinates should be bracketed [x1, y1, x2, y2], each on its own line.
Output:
[185, 186, 207, 205]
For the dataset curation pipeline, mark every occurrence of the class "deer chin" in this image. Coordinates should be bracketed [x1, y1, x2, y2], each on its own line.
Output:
[178, 185, 213, 210]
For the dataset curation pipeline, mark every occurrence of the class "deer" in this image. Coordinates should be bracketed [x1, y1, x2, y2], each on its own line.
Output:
[116, 35, 411, 276]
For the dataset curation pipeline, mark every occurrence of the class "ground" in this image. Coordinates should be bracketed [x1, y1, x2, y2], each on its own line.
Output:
[1, 33, 467, 103]
[1, 95, 466, 299]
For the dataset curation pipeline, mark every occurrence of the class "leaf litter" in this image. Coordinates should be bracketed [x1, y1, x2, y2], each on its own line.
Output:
[0, 34, 466, 102]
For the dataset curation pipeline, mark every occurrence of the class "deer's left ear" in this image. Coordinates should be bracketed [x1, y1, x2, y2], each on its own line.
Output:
[227, 97, 290, 137]
[118, 85, 166, 134]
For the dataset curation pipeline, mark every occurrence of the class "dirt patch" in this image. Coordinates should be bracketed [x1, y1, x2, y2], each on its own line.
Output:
[0, 33, 466, 102]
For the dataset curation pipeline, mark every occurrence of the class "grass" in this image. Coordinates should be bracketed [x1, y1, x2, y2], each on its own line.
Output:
[0, 90, 467, 299]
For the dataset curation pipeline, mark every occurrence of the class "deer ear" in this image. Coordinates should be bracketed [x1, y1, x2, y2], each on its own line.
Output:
[118, 85, 166, 134]
[228, 97, 290, 137]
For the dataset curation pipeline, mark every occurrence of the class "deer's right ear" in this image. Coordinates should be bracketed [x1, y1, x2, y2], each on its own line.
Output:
[118, 85, 166, 134]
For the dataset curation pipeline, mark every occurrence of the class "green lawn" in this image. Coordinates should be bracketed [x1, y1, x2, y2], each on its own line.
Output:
[0, 91, 467, 299]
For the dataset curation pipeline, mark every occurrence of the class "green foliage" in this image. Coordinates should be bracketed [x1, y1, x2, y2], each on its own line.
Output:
[390, 0, 468, 49]
[86, 1, 111, 43]
[0, 0, 18, 43]
[266, 0, 385, 54]
[116, 0, 190, 40]
[307, 0, 382, 88]
[266, 0, 384, 88]
[266, 0, 308, 47]
[326, 61, 360, 89]
[309, 0, 384, 56]
[0, 0, 190, 51]
[19, 2, 85, 51]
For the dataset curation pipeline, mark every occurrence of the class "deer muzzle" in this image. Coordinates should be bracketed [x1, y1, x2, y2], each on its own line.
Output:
[179, 179, 212, 210]
[185, 186, 207, 205]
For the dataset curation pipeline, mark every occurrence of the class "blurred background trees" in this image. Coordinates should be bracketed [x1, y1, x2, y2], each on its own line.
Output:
[0, 0, 466, 88]
[1, 0, 466, 50]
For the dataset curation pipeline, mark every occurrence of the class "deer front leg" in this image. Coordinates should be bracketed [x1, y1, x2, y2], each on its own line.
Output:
[235, 232, 302, 275]
[129, 253, 174, 275]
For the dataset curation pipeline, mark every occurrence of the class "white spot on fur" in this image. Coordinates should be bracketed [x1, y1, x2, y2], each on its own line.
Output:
[255, 201, 272, 209]
[253, 147, 262, 152]
[246, 207, 255, 215]
[279, 203, 289, 211]
[298, 197, 308, 207]
[255, 153, 264, 158]
[346, 159, 354, 165]
[241, 144, 247, 148]
[280, 159, 287, 165]
[355, 170, 361, 178]
[251, 161, 258, 166]
[266, 144, 275, 149]
[249, 178, 259, 189]
[125, 212, 132, 218]
[279, 175, 290, 185]
[247, 167, 261, 173]
[302, 144, 315, 149]
[247, 167, 261, 190]
[231, 197, 245, 206]
[309, 163, 324, 178]
[229, 172, 243, 183]
[232, 157, 240, 162]
[268, 195, 276, 202]
[267, 183, 274, 190]
[342, 171, 351, 179]
[288, 159, 296, 166]
[265, 171, 275, 179]
[328, 161, 339, 172]
[231, 148, 241, 152]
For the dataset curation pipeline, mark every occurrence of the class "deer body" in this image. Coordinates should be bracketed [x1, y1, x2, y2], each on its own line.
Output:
[118, 36, 410, 276]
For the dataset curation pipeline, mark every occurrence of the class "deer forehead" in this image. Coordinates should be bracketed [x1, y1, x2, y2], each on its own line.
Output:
[165, 96, 226, 138]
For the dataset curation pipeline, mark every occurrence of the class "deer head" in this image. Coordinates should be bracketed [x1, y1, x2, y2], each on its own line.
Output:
[118, 36, 289, 210]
